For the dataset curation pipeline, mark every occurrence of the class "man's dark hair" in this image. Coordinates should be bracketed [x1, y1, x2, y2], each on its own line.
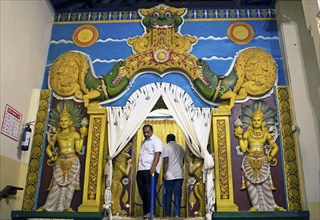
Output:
[143, 124, 153, 131]
[166, 134, 176, 143]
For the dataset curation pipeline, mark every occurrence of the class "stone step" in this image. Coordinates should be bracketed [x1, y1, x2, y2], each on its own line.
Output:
[112, 217, 204, 220]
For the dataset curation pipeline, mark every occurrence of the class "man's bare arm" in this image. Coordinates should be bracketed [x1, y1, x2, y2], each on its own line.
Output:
[150, 152, 161, 174]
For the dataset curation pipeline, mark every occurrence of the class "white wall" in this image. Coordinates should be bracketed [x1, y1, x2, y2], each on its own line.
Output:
[0, 1, 53, 219]
[301, 0, 320, 70]
[277, 1, 320, 219]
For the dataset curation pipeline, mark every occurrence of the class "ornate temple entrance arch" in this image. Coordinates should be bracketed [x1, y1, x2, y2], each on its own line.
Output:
[75, 79, 240, 218]
[100, 83, 214, 218]
[49, 4, 277, 110]
[44, 3, 279, 218]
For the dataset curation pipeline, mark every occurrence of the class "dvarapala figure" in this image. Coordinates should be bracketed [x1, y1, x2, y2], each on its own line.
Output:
[38, 101, 87, 211]
[234, 100, 285, 211]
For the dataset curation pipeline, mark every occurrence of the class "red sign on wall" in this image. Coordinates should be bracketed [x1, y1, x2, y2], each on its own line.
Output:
[1, 104, 23, 141]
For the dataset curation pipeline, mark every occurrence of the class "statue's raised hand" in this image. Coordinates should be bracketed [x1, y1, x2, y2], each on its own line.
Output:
[234, 126, 243, 139]
[234, 116, 244, 139]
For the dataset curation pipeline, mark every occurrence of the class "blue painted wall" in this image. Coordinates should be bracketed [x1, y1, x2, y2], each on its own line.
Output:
[42, 8, 287, 107]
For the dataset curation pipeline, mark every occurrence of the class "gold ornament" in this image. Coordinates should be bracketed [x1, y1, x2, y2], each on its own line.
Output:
[234, 48, 277, 99]
[252, 102, 263, 118]
[49, 51, 89, 98]
[227, 22, 254, 45]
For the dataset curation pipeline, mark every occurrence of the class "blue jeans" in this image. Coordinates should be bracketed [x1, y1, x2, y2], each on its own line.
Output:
[164, 179, 183, 217]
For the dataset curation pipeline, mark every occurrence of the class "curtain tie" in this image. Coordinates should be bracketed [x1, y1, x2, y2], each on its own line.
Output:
[104, 156, 111, 176]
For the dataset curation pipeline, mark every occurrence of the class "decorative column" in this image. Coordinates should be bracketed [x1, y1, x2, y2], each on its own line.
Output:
[22, 90, 51, 210]
[78, 103, 107, 212]
[212, 107, 238, 211]
[276, 86, 303, 210]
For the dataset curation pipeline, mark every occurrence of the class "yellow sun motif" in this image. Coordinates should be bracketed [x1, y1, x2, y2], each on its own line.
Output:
[73, 25, 99, 47]
[78, 29, 94, 43]
[227, 22, 254, 45]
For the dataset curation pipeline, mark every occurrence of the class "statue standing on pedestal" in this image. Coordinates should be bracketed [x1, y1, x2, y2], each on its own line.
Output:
[38, 101, 87, 211]
[188, 153, 205, 216]
[111, 143, 132, 216]
[234, 101, 285, 211]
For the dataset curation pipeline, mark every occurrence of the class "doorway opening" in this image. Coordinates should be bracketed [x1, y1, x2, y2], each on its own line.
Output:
[107, 83, 214, 218]
[126, 98, 209, 218]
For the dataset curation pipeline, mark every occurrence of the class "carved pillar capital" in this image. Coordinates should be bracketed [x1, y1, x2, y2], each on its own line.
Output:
[212, 106, 231, 117]
[87, 103, 107, 114]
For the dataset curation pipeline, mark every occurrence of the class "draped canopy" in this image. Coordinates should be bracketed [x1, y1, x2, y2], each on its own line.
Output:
[104, 82, 215, 219]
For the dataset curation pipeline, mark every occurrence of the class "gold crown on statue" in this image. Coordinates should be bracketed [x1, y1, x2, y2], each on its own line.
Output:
[252, 102, 264, 118]
[60, 105, 71, 118]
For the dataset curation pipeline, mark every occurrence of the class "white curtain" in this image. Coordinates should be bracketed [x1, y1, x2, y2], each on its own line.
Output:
[104, 83, 162, 218]
[104, 82, 215, 219]
[161, 83, 215, 219]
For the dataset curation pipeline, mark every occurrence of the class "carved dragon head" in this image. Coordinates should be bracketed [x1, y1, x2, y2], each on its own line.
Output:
[196, 59, 218, 86]
[139, 4, 186, 32]
[110, 60, 126, 85]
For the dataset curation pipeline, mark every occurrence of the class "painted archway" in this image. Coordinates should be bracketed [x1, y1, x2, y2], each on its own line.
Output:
[48, 4, 277, 110]
[44, 3, 280, 217]
[103, 82, 214, 218]
[24, 3, 305, 220]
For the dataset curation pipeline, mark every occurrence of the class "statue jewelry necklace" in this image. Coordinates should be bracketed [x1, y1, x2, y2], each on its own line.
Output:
[249, 129, 264, 140]
[58, 131, 73, 140]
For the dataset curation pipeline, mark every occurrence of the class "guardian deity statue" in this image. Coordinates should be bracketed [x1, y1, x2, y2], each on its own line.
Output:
[188, 153, 205, 216]
[38, 101, 87, 211]
[234, 101, 285, 211]
[111, 143, 132, 216]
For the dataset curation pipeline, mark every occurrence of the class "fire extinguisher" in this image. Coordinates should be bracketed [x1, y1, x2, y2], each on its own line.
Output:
[21, 123, 32, 151]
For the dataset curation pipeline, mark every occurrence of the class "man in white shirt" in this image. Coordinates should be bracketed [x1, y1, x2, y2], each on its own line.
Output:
[137, 124, 163, 218]
[162, 134, 185, 217]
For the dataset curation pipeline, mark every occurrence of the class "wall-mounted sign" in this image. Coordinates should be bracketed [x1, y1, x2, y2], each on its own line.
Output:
[1, 104, 22, 141]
